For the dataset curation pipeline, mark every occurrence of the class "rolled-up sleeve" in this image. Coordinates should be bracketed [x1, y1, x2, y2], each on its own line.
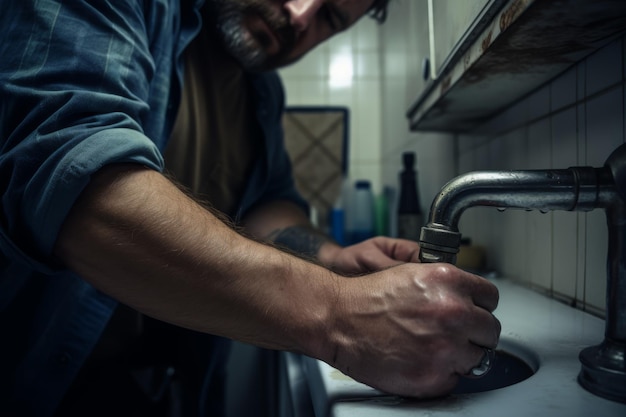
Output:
[0, 1, 185, 270]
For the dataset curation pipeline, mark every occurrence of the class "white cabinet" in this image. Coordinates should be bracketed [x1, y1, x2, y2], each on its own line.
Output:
[428, 0, 493, 78]
[408, 0, 626, 132]
[405, 0, 431, 108]
[404, 0, 509, 115]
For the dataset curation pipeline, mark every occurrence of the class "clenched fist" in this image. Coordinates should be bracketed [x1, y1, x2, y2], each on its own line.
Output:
[320, 262, 500, 398]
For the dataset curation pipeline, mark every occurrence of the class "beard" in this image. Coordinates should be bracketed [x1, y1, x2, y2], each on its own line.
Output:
[204, 0, 298, 72]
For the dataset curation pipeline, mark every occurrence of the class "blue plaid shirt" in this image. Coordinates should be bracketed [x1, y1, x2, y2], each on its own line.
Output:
[0, 1, 304, 415]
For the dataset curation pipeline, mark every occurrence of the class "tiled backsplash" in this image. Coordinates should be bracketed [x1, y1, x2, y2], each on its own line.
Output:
[280, 1, 624, 316]
[279, 16, 385, 193]
[454, 36, 625, 316]
[377, 1, 624, 316]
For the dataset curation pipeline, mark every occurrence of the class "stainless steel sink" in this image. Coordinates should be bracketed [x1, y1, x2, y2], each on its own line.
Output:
[453, 337, 539, 394]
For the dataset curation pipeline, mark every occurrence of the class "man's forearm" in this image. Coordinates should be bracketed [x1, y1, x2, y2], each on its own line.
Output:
[53, 164, 336, 357]
[53, 165, 503, 398]
[240, 200, 343, 266]
[267, 225, 329, 259]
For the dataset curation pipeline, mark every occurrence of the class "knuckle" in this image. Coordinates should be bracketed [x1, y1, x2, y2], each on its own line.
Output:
[431, 263, 456, 279]
[439, 298, 472, 328]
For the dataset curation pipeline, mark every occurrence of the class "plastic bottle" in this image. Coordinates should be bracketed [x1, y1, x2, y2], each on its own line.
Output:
[374, 191, 389, 237]
[384, 186, 398, 238]
[329, 177, 352, 246]
[347, 180, 375, 244]
[397, 152, 423, 241]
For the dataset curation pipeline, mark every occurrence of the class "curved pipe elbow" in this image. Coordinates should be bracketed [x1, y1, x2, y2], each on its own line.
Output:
[419, 166, 615, 264]
[426, 167, 609, 230]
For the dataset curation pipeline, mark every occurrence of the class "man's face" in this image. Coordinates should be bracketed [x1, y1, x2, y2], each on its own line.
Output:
[205, 0, 375, 72]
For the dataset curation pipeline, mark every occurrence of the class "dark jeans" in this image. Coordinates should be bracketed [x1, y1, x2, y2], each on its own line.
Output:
[55, 317, 230, 417]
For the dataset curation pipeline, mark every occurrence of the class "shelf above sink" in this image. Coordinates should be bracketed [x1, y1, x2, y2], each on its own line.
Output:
[407, 0, 626, 133]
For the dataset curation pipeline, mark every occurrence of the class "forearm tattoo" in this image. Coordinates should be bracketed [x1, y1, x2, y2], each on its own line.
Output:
[268, 225, 331, 260]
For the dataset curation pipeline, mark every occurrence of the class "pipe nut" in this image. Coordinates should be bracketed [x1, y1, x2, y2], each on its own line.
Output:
[419, 225, 462, 264]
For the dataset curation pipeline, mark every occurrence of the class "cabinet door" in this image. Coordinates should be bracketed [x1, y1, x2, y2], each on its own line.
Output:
[429, 0, 491, 78]
[406, 0, 431, 108]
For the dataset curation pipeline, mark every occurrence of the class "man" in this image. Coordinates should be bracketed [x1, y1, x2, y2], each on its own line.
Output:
[0, 1, 501, 416]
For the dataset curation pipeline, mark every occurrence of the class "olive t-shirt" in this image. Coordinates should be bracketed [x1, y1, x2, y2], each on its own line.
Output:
[164, 27, 260, 217]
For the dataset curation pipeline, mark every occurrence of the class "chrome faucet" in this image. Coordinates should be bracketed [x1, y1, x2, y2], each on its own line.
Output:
[419, 143, 626, 403]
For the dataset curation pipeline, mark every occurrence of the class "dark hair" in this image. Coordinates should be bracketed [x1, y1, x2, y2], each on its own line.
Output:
[368, 0, 390, 23]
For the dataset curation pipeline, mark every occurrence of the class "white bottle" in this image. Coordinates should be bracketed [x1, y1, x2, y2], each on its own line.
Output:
[329, 177, 352, 246]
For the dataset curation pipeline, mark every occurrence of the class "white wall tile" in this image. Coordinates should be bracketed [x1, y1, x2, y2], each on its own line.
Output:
[380, 79, 408, 159]
[283, 45, 329, 79]
[527, 83, 551, 122]
[551, 108, 577, 167]
[528, 119, 552, 168]
[576, 103, 587, 306]
[351, 162, 382, 195]
[474, 140, 491, 170]
[576, 212, 587, 306]
[576, 61, 586, 102]
[506, 99, 531, 133]
[382, 51, 409, 80]
[278, 4, 626, 320]
[488, 136, 506, 170]
[354, 80, 381, 154]
[406, 1, 430, 105]
[429, 36, 624, 314]
[551, 108, 579, 300]
[585, 88, 624, 166]
[584, 210, 607, 311]
[583, 87, 623, 312]
[381, 0, 411, 54]
[327, 85, 355, 107]
[622, 38, 626, 80]
[297, 80, 329, 105]
[328, 51, 354, 88]
[503, 128, 528, 169]
[586, 38, 623, 96]
[527, 119, 553, 291]
[414, 133, 456, 210]
[282, 80, 302, 105]
[352, 17, 380, 52]
[354, 51, 381, 79]
[577, 104, 586, 165]
[551, 65, 577, 112]
[458, 146, 475, 174]
[552, 211, 578, 300]
[477, 99, 525, 135]
[280, 8, 386, 197]
[327, 30, 353, 55]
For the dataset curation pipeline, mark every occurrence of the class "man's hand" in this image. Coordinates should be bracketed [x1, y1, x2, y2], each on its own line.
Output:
[322, 262, 501, 399]
[317, 236, 421, 275]
[241, 200, 421, 275]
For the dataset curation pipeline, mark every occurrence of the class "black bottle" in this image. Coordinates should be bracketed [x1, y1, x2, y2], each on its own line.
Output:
[397, 152, 423, 241]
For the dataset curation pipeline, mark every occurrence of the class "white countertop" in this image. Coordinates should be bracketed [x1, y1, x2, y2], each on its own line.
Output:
[300, 278, 626, 417]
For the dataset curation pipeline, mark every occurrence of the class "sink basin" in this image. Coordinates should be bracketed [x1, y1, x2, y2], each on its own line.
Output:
[453, 337, 539, 394]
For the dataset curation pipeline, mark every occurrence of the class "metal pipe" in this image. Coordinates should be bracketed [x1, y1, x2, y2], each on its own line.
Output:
[418, 143, 626, 403]
[426, 167, 602, 230]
